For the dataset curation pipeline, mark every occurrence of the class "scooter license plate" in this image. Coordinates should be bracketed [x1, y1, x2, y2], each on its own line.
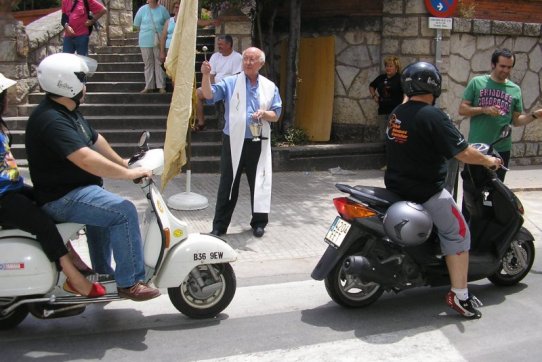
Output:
[324, 217, 351, 248]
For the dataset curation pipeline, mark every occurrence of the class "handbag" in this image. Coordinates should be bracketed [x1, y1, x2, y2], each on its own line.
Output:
[148, 5, 160, 48]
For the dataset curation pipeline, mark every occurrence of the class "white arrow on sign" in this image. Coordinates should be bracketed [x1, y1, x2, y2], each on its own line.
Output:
[437, 2, 443, 11]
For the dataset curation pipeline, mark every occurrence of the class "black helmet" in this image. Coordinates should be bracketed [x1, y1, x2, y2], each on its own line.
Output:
[401, 61, 442, 98]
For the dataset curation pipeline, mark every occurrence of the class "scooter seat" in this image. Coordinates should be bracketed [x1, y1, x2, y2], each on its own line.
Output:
[336, 184, 402, 210]
[0, 222, 84, 240]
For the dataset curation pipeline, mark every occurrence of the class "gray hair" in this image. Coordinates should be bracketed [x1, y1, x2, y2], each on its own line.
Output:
[242, 47, 265, 64]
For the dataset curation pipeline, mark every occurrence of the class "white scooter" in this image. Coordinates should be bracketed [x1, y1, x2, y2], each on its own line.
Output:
[0, 132, 237, 329]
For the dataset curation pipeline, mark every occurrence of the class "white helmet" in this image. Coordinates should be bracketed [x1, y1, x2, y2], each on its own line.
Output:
[0, 73, 16, 93]
[37, 53, 97, 98]
[383, 201, 433, 246]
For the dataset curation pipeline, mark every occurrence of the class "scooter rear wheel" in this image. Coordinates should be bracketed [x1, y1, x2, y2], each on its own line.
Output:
[0, 298, 29, 330]
[168, 263, 236, 318]
[324, 254, 384, 308]
[488, 239, 535, 286]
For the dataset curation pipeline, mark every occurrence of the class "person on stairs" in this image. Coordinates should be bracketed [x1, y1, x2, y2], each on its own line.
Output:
[195, 35, 243, 131]
[61, 0, 107, 56]
[133, 0, 170, 94]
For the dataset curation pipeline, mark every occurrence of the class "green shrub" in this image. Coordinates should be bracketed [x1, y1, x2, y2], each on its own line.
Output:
[272, 127, 309, 147]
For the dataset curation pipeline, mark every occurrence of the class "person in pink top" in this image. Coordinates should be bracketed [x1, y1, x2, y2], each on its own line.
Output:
[61, 0, 107, 56]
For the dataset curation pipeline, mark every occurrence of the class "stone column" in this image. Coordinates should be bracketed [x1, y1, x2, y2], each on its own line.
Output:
[106, 0, 134, 39]
[0, 6, 32, 114]
[214, 10, 252, 53]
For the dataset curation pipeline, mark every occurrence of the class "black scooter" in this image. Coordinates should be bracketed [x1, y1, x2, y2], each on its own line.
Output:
[311, 125, 535, 307]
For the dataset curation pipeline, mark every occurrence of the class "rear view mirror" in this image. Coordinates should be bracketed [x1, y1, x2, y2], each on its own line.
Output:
[490, 124, 512, 149]
[138, 131, 150, 148]
[499, 124, 512, 139]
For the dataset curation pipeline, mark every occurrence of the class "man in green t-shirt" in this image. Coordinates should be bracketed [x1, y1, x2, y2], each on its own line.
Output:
[459, 48, 541, 180]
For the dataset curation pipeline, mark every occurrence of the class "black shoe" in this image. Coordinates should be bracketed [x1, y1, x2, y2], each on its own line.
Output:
[210, 229, 224, 236]
[253, 226, 265, 238]
[446, 291, 482, 319]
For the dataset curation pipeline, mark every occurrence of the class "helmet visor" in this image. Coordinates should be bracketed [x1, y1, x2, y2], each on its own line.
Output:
[77, 55, 98, 76]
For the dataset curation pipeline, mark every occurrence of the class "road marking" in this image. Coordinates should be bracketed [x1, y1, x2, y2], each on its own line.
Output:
[198, 328, 466, 362]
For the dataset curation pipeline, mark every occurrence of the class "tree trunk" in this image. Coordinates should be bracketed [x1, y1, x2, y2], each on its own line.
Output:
[282, 0, 301, 132]
[257, 1, 278, 82]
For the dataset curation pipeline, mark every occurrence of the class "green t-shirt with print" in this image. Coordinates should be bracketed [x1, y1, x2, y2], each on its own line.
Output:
[463, 75, 523, 152]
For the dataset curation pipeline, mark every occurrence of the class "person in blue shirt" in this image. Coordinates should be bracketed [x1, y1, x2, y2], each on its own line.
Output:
[133, 0, 170, 94]
[0, 73, 105, 298]
[201, 47, 282, 238]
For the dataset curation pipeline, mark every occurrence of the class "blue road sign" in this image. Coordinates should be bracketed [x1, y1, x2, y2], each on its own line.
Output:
[424, 0, 458, 17]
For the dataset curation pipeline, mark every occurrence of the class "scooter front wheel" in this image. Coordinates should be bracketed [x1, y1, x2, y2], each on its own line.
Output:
[488, 239, 535, 286]
[0, 297, 29, 330]
[168, 263, 236, 319]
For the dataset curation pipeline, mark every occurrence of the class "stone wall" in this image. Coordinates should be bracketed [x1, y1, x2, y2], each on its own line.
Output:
[448, 19, 542, 166]
[332, 19, 382, 142]
[332, 0, 542, 165]
[0, 0, 134, 115]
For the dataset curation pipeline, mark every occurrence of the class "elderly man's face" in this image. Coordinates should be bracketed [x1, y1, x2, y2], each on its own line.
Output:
[242, 48, 264, 77]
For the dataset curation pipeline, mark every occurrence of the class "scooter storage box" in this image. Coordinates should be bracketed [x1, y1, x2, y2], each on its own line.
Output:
[0, 236, 56, 296]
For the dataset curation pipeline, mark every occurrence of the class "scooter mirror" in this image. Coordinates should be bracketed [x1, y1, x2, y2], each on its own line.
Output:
[138, 131, 150, 148]
[490, 124, 512, 149]
[499, 124, 512, 139]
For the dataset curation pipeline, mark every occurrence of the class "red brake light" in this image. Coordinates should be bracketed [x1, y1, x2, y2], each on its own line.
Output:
[333, 197, 377, 221]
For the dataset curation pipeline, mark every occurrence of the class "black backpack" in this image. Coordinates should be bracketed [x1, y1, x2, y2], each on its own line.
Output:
[83, 0, 102, 35]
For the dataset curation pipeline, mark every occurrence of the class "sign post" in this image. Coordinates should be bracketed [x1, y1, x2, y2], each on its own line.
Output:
[424, 0, 457, 107]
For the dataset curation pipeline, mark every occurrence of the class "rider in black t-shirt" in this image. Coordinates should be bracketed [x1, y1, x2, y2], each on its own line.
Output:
[26, 53, 160, 302]
[384, 62, 502, 319]
[24, 97, 102, 205]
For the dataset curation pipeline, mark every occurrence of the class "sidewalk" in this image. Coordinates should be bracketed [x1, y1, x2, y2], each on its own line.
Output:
[103, 164, 542, 279]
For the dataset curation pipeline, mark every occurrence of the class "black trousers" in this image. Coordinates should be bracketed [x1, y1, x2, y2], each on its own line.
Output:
[496, 150, 510, 182]
[213, 135, 268, 233]
[0, 186, 68, 263]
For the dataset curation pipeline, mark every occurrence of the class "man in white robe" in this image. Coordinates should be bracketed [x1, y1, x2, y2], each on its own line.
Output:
[201, 47, 282, 238]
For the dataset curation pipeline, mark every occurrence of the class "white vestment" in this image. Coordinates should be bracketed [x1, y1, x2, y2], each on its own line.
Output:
[228, 73, 275, 213]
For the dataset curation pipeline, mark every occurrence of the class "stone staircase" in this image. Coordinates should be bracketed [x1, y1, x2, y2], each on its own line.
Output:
[7, 28, 223, 173]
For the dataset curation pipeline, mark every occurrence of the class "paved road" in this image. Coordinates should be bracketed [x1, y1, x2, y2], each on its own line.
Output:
[2, 255, 542, 361]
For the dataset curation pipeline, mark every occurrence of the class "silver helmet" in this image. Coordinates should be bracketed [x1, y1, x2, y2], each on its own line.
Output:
[383, 201, 433, 246]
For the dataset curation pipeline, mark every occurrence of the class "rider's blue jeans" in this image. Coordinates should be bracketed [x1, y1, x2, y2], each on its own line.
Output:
[42, 185, 146, 288]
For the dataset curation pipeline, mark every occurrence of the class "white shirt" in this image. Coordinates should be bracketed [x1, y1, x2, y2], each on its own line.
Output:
[209, 51, 243, 83]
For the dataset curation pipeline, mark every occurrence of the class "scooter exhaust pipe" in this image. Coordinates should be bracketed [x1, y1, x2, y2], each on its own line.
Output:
[343, 255, 399, 285]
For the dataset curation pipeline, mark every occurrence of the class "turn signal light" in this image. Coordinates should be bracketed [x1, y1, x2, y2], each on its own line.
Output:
[333, 197, 376, 221]
[164, 227, 171, 248]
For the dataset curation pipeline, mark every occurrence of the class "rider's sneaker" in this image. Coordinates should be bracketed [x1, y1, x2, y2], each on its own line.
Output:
[446, 291, 482, 319]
